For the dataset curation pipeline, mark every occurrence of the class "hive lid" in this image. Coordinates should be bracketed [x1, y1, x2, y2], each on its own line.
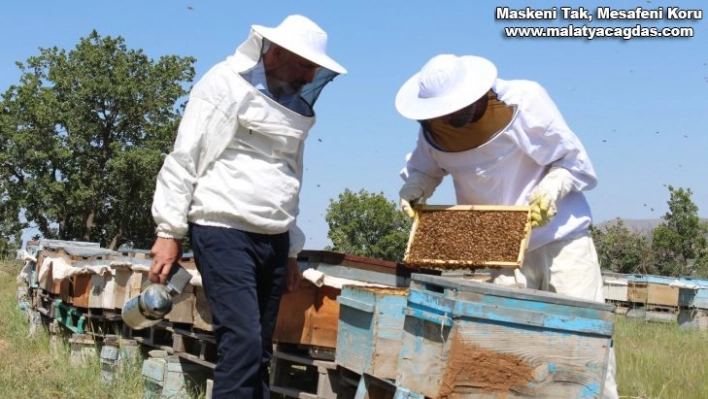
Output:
[296, 250, 437, 287]
[403, 205, 532, 270]
[298, 250, 400, 270]
[411, 273, 616, 313]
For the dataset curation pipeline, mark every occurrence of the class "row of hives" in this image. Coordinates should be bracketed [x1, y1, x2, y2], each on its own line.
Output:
[602, 272, 708, 328]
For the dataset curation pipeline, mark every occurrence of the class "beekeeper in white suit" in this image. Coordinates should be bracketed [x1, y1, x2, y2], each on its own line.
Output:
[148, 15, 346, 397]
[395, 54, 618, 399]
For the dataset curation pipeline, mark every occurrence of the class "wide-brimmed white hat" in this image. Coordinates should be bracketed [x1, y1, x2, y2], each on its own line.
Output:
[252, 15, 347, 75]
[395, 54, 497, 120]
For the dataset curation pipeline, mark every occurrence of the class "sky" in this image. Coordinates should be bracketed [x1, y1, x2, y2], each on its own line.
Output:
[3, 1, 707, 250]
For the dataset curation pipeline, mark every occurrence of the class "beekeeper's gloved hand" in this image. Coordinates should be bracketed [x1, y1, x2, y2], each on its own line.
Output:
[529, 190, 556, 228]
[529, 167, 575, 228]
[399, 183, 425, 218]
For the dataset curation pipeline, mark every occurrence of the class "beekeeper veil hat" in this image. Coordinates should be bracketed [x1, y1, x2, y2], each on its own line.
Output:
[395, 54, 497, 121]
[228, 15, 346, 113]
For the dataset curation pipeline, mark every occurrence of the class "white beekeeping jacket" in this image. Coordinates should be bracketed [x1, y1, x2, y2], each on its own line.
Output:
[401, 79, 597, 251]
[152, 29, 342, 257]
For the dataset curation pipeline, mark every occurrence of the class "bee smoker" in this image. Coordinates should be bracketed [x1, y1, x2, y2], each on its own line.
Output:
[121, 263, 192, 330]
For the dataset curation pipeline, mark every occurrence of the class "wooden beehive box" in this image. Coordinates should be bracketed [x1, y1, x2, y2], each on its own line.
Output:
[110, 249, 154, 309]
[36, 251, 63, 296]
[627, 275, 648, 305]
[628, 274, 680, 308]
[397, 273, 616, 398]
[677, 277, 708, 309]
[36, 243, 116, 307]
[602, 274, 629, 303]
[189, 250, 413, 339]
[65, 247, 117, 309]
[648, 282, 680, 308]
[34, 250, 47, 290]
[403, 205, 532, 270]
[273, 279, 341, 349]
[111, 264, 134, 309]
[335, 285, 408, 380]
[126, 269, 148, 305]
[272, 250, 412, 350]
[36, 248, 70, 298]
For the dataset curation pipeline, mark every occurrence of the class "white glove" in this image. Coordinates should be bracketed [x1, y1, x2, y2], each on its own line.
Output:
[399, 183, 425, 218]
[529, 167, 575, 229]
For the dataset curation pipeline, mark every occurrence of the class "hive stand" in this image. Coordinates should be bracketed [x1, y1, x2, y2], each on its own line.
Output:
[337, 368, 425, 399]
[270, 343, 338, 399]
[171, 326, 218, 369]
[52, 299, 87, 334]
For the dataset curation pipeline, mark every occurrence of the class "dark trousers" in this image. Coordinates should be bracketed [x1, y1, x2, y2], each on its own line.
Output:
[190, 223, 289, 398]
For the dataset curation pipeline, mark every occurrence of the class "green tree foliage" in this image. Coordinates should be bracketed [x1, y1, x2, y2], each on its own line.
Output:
[325, 189, 412, 262]
[651, 186, 708, 277]
[590, 218, 650, 274]
[0, 236, 17, 260]
[0, 30, 195, 249]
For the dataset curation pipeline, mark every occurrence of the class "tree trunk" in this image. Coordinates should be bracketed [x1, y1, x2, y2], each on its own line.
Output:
[108, 228, 123, 251]
[108, 235, 119, 251]
[83, 210, 94, 242]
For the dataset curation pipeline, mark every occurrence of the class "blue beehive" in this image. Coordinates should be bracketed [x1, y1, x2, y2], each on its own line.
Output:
[335, 285, 408, 380]
[397, 274, 616, 399]
[677, 277, 708, 309]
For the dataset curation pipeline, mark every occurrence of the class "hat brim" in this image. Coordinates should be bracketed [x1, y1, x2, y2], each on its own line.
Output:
[252, 25, 347, 75]
[395, 56, 497, 121]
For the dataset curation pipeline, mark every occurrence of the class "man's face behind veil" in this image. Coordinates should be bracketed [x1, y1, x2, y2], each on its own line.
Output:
[266, 46, 322, 96]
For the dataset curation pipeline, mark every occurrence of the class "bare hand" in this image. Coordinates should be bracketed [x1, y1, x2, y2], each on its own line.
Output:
[286, 257, 302, 292]
[149, 237, 182, 285]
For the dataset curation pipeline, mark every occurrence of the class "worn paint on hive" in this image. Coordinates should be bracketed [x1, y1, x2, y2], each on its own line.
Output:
[405, 209, 529, 269]
[439, 333, 534, 397]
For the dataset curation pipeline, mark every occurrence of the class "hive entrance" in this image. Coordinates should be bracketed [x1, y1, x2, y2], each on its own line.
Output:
[403, 205, 531, 270]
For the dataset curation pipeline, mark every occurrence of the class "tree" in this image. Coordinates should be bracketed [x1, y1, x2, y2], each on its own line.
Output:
[590, 218, 650, 274]
[0, 30, 195, 249]
[325, 189, 412, 262]
[651, 186, 708, 277]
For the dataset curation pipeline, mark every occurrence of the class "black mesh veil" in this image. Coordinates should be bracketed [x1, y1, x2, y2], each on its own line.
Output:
[300, 67, 340, 114]
[250, 38, 342, 117]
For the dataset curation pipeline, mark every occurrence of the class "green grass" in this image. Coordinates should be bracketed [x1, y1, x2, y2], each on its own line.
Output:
[615, 315, 708, 398]
[0, 261, 145, 399]
[3, 260, 708, 398]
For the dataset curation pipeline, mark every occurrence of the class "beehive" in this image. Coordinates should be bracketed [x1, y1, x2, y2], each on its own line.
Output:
[272, 250, 411, 350]
[627, 274, 681, 308]
[335, 285, 408, 380]
[403, 205, 532, 270]
[397, 273, 616, 398]
[677, 277, 708, 309]
[602, 273, 629, 303]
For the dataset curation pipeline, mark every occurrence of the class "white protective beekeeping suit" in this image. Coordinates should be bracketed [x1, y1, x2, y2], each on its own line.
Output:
[395, 54, 618, 399]
[152, 15, 346, 258]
